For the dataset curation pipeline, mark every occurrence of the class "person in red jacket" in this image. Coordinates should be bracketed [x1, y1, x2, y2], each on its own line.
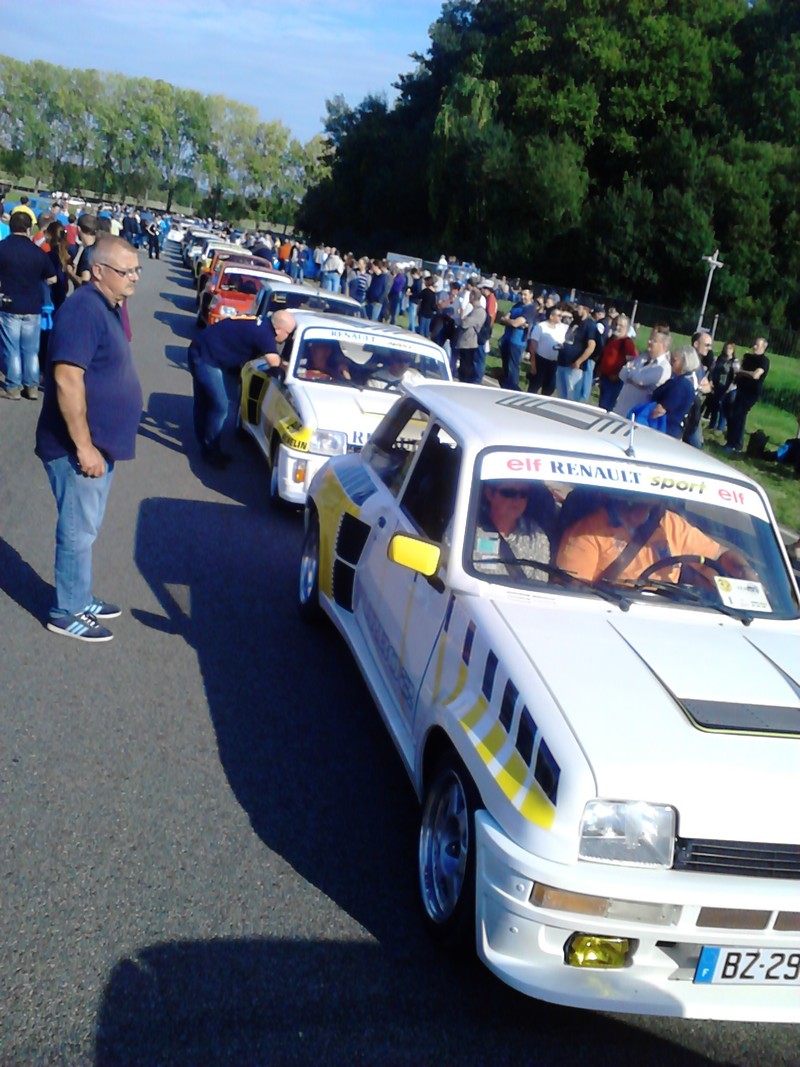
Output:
[597, 314, 637, 411]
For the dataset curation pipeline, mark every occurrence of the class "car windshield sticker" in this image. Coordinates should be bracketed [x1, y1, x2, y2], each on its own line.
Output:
[301, 327, 445, 363]
[714, 577, 773, 613]
[479, 451, 769, 520]
[222, 269, 272, 280]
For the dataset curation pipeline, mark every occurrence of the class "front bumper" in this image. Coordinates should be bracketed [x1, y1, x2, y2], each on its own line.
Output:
[476, 813, 800, 1021]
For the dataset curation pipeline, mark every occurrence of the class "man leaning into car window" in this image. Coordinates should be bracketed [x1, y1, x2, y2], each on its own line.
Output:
[187, 309, 296, 467]
[556, 495, 753, 584]
[473, 481, 551, 583]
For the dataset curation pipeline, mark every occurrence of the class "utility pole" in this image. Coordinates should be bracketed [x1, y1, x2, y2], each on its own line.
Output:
[697, 249, 724, 332]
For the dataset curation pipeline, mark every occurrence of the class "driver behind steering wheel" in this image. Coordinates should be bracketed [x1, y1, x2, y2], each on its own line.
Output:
[556, 494, 753, 584]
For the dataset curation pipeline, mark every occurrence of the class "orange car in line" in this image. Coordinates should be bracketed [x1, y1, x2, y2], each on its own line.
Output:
[198, 262, 287, 327]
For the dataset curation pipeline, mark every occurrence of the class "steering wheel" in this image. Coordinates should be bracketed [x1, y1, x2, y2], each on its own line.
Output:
[635, 553, 728, 584]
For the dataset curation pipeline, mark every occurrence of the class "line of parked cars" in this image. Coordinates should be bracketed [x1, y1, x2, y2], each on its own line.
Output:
[176, 228, 800, 1023]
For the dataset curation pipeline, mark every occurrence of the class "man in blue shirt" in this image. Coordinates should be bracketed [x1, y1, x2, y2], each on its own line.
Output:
[0, 212, 57, 398]
[365, 261, 391, 321]
[187, 309, 296, 467]
[498, 287, 536, 390]
[35, 235, 143, 642]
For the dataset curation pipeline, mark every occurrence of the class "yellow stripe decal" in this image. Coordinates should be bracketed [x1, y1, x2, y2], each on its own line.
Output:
[441, 662, 468, 707]
[459, 694, 488, 731]
[431, 633, 447, 705]
[496, 751, 529, 802]
[520, 784, 556, 829]
[476, 722, 507, 763]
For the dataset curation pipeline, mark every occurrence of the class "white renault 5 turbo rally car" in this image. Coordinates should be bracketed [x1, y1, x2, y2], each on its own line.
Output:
[239, 311, 451, 506]
[298, 381, 800, 1022]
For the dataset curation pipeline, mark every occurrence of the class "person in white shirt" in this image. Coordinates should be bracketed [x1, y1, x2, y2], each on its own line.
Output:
[613, 328, 672, 417]
[527, 303, 567, 396]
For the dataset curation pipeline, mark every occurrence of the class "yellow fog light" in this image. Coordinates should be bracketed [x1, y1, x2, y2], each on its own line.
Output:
[292, 459, 308, 484]
[566, 934, 630, 969]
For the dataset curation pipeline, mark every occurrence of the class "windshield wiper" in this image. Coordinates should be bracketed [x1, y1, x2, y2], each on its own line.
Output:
[473, 558, 632, 611]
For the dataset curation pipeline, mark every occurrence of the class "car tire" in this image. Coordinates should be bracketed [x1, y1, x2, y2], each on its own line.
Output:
[418, 751, 480, 951]
[269, 440, 284, 508]
[298, 509, 324, 624]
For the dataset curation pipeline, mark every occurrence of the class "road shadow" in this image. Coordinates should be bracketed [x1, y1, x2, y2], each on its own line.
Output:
[133, 493, 414, 946]
[166, 272, 196, 290]
[126, 497, 752, 1065]
[137, 393, 191, 459]
[164, 342, 189, 371]
[159, 289, 197, 314]
[138, 392, 271, 506]
[0, 535, 53, 620]
[154, 308, 196, 340]
[94, 937, 736, 1066]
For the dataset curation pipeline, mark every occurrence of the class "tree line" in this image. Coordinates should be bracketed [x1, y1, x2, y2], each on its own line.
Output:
[0, 55, 327, 223]
[297, 0, 800, 330]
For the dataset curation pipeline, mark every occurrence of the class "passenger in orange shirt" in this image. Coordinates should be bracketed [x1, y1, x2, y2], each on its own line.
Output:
[556, 495, 752, 584]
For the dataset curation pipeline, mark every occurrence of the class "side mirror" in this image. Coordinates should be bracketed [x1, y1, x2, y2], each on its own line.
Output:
[388, 533, 441, 577]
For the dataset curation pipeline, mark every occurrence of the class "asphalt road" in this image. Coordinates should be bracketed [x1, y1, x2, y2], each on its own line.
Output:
[1, 247, 797, 1066]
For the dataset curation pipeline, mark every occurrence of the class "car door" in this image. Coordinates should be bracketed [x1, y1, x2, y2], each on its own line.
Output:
[354, 413, 461, 763]
[259, 330, 301, 446]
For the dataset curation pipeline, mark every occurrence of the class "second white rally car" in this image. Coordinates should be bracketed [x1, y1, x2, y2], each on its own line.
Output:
[298, 381, 800, 1022]
[239, 311, 452, 505]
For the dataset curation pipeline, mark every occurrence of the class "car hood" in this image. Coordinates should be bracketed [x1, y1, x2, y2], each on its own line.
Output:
[489, 599, 800, 841]
[289, 383, 399, 446]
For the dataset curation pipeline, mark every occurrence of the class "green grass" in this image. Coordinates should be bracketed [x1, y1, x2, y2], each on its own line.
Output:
[704, 427, 799, 532]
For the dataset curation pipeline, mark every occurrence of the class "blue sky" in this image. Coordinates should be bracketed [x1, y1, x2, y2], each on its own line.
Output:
[2, 0, 445, 143]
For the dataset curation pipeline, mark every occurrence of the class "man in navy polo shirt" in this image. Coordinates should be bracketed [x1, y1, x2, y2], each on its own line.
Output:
[187, 309, 296, 467]
[35, 235, 142, 642]
[0, 212, 57, 399]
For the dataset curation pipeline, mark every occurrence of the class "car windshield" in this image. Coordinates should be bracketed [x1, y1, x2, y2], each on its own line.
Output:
[217, 270, 269, 295]
[291, 328, 449, 387]
[267, 291, 363, 318]
[465, 448, 799, 621]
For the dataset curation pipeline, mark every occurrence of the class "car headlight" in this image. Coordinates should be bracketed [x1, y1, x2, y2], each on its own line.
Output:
[218, 305, 237, 316]
[308, 428, 347, 456]
[579, 800, 675, 868]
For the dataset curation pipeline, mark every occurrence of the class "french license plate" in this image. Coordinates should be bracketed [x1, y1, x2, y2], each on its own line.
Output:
[695, 946, 800, 984]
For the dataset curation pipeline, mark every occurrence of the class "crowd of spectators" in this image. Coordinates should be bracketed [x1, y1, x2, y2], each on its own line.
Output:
[0, 191, 782, 464]
[0, 192, 173, 399]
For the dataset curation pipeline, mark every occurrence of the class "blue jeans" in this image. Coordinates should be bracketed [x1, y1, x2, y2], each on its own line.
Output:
[322, 272, 339, 291]
[500, 339, 525, 390]
[366, 302, 383, 322]
[407, 302, 418, 332]
[0, 312, 41, 389]
[556, 365, 583, 401]
[388, 292, 402, 324]
[418, 315, 432, 338]
[43, 453, 115, 618]
[189, 350, 229, 455]
[577, 360, 595, 403]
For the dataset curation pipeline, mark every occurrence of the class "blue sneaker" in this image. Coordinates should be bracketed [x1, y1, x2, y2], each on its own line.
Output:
[84, 597, 122, 619]
[47, 611, 114, 642]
